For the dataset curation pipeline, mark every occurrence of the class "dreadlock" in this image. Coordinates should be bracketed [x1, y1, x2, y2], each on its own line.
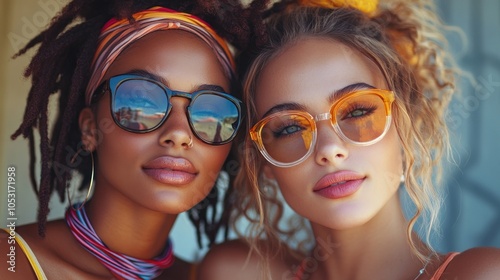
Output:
[11, 0, 267, 247]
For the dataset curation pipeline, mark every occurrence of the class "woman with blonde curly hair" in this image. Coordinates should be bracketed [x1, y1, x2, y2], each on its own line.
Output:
[200, 0, 500, 279]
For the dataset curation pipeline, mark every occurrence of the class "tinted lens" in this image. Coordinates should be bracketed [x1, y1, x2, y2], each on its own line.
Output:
[189, 93, 240, 144]
[258, 113, 314, 164]
[335, 94, 388, 142]
[111, 78, 168, 132]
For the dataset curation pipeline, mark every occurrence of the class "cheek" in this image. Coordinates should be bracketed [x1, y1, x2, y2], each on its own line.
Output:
[267, 166, 308, 200]
[368, 126, 403, 190]
[95, 128, 146, 178]
[181, 146, 230, 208]
[199, 145, 231, 175]
[92, 104, 149, 173]
[95, 116, 118, 139]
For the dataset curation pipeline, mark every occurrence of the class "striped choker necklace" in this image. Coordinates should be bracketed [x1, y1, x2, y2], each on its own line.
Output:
[65, 204, 174, 279]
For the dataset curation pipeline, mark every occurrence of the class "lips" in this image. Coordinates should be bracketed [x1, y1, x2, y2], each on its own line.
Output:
[313, 170, 365, 199]
[142, 156, 197, 185]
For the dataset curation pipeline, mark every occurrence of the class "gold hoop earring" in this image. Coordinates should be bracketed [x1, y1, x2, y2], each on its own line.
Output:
[67, 148, 95, 211]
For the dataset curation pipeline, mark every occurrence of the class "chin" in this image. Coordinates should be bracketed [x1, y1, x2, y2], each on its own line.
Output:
[142, 194, 199, 214]
[155, 200, 198, 214]
[170, 196, 210, 213]
[308, 208, 377, 230]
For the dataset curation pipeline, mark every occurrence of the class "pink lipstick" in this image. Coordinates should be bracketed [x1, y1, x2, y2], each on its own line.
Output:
[313, 170, 365, 199]
[143, 156, 197, 185]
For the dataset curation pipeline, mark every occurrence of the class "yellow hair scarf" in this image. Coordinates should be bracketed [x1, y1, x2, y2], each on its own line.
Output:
[298, 0, 378, 15]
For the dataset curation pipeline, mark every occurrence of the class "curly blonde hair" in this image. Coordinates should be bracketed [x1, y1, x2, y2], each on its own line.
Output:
[231, 0, 460, 270]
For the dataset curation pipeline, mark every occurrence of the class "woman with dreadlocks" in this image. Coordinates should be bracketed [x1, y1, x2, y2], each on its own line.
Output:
[0, 0, 265, 279]
[200, 0, 500, 279]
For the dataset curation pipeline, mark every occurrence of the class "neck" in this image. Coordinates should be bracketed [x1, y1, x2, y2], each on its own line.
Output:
[309, 194, 428, 280]
[85, 185, 177, 259]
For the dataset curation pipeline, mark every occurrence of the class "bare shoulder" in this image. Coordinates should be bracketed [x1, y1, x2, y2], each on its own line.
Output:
[0, 224, 40, 279]
[2, 220, 112, 279]
[444, 247, 500, 279]
[198, 239, 261, 280]
[198, 239, 298, 280]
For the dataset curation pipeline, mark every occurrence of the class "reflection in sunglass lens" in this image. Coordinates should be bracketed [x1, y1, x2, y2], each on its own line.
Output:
[335, 94, 387, 143]
[259, 114, 314, 164]
[189, 93, 240, 143]
[112, 79, 168, 131]
[255, 92, 389, 165]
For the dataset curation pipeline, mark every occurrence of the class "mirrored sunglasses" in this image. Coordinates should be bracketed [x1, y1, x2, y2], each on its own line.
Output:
[93, 74, 242, 145]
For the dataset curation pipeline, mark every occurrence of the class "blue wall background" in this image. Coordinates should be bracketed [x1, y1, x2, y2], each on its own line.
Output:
[433, 0, 500, 252]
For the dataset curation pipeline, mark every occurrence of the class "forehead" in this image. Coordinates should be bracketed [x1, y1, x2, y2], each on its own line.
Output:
[255, 37, 387, 114]
[103, 30, 230, 91]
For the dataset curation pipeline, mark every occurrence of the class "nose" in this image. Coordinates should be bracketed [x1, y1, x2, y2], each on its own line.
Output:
[314, 121, 349, 166]
[158, 97, 193, 149]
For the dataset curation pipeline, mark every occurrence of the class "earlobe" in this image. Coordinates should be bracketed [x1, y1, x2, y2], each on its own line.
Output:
[262, 164, 276, 181]
[79, 108, 97, 152]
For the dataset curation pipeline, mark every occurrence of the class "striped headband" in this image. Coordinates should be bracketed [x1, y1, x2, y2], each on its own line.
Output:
[85, 6, 236, 105]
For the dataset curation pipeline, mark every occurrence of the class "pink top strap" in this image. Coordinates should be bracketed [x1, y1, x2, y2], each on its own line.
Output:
[294, 260, 305, 280]
[294, 252, 460, 279]
[430, 252, 460, 280]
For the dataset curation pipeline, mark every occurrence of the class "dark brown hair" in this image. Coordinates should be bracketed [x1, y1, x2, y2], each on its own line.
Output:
[11, 0, 266, 247]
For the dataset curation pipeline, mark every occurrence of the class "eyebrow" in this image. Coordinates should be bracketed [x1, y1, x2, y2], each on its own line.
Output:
[261, 82, 377, 118]
[262, 102, 307, 118]
[328, 82, 376, 104]
[124, 69, 227, 93]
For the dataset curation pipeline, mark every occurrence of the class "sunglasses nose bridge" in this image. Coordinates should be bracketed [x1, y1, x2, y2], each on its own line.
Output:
[310, 112, 333, 150]
[169, 90, 194, 119]
[313, 111, 345, 145]
[314, 112, 332, 125]
[170, 90, 193, 100]
[310, 112, 334, 145]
